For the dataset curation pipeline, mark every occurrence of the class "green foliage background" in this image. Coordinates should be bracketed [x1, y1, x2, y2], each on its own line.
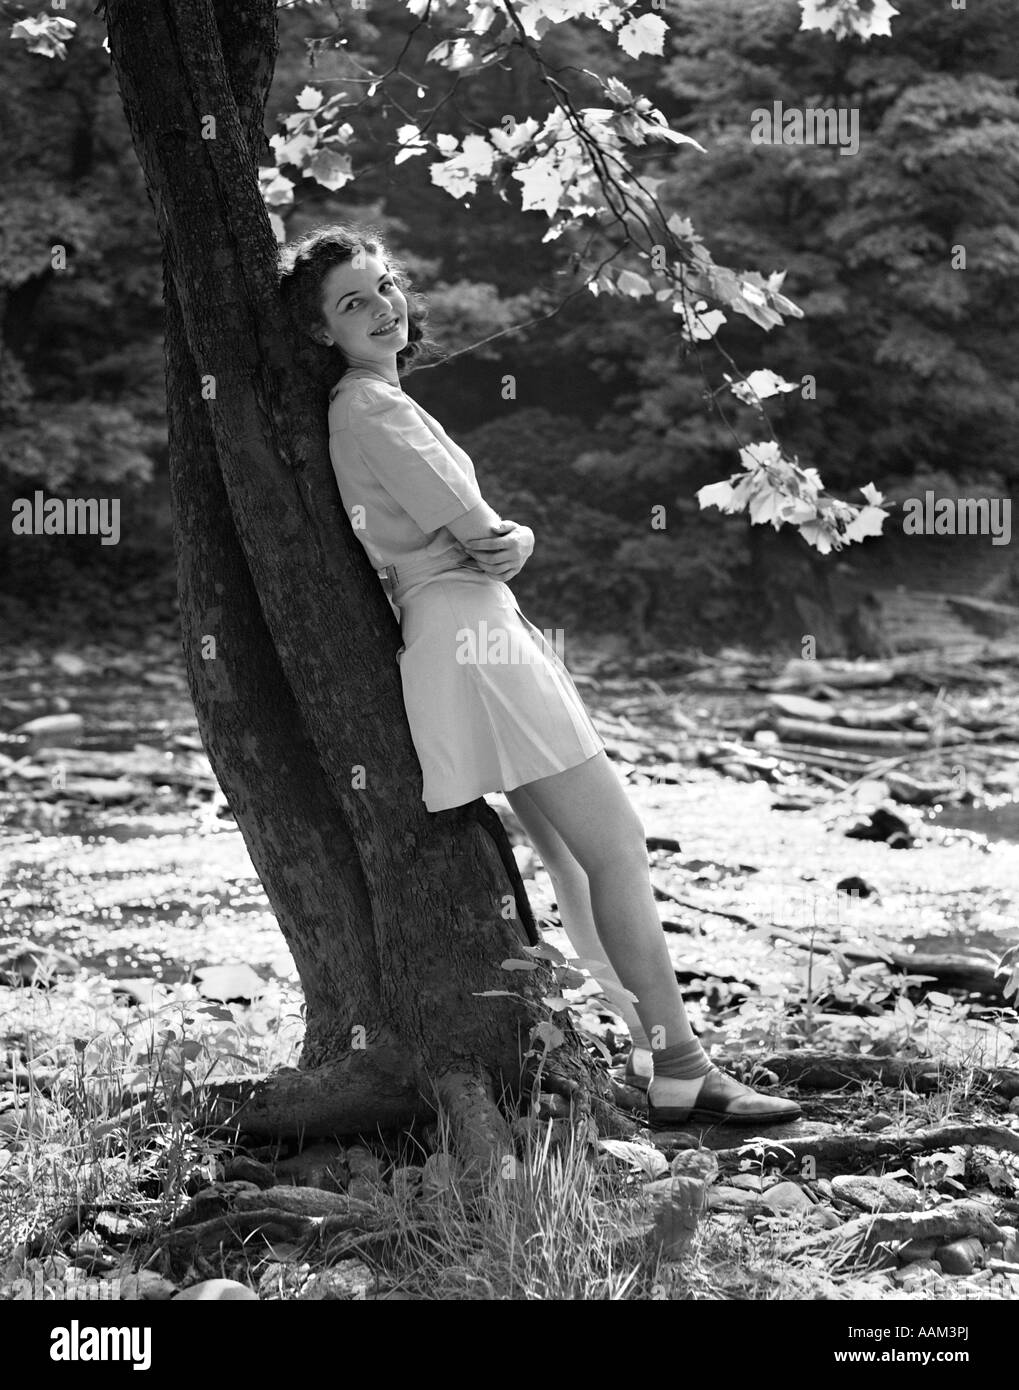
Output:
[1, 0, 1016, 647]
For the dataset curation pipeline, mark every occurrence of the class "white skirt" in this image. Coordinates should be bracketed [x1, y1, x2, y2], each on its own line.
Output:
[392, 565, 604, 812]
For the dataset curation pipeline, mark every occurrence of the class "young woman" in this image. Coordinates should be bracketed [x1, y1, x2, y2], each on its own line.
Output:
[279, 224, 801, 1129]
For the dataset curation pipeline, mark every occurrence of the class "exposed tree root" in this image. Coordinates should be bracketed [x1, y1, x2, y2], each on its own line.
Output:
[200, 1058, 432, 1140]
[434, 1065, 515, 1184]
[791, 1198, 1006, 1265]
[707, 1122, 1019, 1176]
[751, 1051, 1019, 1099]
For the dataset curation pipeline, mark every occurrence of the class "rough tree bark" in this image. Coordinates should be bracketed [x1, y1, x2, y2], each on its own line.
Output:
[103, 0, 623, 1162]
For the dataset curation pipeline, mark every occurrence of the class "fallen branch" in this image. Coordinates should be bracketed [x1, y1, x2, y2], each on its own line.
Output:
[754, 1051, 1019, 1098]
[774, 717, 947, 751]
[699, 1125, 1019, 1183]
[762, 930, 1007, 1000]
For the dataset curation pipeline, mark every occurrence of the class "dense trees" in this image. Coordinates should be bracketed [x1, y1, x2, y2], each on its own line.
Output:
[3, 0, 1017, 648]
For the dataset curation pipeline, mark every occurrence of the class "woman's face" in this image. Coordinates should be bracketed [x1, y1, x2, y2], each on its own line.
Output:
[318, 251, 409, 368]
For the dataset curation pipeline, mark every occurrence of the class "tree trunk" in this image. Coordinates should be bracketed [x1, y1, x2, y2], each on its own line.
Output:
[104, 0, 615, 1156]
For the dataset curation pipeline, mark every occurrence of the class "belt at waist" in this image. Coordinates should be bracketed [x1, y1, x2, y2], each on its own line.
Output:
[381, 549, 485, 603]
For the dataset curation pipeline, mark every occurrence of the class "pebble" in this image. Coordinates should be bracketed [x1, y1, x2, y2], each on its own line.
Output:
[173, 1278, 259, 1301]
[173, 1181, 262, 1226]
[421, 1152, 456, 1199]
[118, 1271, 178, 1301]
[298, 1260, 375, 1300]
[861, 1113, 894, 1133]
[345, 1145, 383, 1182]
[935, 1237, 983, 1276]
[192, 963, 265, 1003]
[830, 1174, 922, 1213]
[707, 1185, 765, 1210]
[803, 1205, 843, 1230]
[273, 1142, 348, 1192]
[761, 1181, 813, 1214]
[897, 1237, 939, 1265]
[891, 1259, 943, 1291]
[726, 1173, 775, 1192]
[390, 1166, 423, 1202]
[223, 1155, 276, 1189]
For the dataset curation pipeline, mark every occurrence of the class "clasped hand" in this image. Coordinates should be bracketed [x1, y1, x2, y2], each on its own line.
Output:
[461, 520, 534, 582]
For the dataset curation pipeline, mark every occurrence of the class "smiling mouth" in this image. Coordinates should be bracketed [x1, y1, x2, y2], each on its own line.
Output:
[370, 318, 402, 338]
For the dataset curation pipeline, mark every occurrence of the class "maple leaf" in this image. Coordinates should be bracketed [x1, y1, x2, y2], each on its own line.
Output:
[696, 480, 738, 512]
[842, 504, 887, 544]
[258, 169, 295, 209]
[798, 0, 899, 41]
[617, 14, 667, 60]
[306, 149, 353, 192]
[10, 16, 76, 60]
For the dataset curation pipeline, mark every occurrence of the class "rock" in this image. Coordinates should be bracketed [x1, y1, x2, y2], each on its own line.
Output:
[804, 1205, 843, 1230]
[274, 1142, 347, 1192]
[891, 1259, 943, 1291]
[13, 712, 84, 750]
[707, 1186, 766, 1211]
[173, 1278, 259, 1301]
[233, 1186, 354, 1218]
[59, 778, 142, 805]
[726, 1173, 775, 1192]
[998, 1226, 1018, 1262]
[118, 1271, 178, 1301]
[836, 875, 876, 898]
[862, 1113, 894, 1133]
[935, 1237, 984, 1276]
[111, 978, 166, 1008]
[897, 1237, 940, 1265]
[298, 1260, 375, 1300]
[223, 1155, 276, 1189]
[761, 1181, 813, 1214]
[256, 1260, 311, 1300]
[390, 1166, 423, 1202]
[845, 806, 918, 849]
[92, 1210, 147, 1240]
[830, 1175, 923, 1213]
[421, 1152, 456, 1200]
[51, 652, 90, 678]
[192, 963, 266, 1003]
[173, 1181, 262, 1227]
[345, 1146, 383, 1182]
[1009, 1097, 1019, 1115]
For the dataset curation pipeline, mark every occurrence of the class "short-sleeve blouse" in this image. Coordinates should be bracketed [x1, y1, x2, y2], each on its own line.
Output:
[327, 369, 484, 573]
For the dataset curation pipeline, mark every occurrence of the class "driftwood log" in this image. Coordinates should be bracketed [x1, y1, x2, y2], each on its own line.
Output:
[754, 1051, 1019, 1098]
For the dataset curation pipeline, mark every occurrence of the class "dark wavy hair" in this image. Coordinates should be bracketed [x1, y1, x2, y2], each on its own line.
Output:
[277, 223, 431, 373]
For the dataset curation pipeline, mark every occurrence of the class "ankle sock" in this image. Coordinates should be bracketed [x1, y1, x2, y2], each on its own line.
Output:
[651, 1037, 713, 1080]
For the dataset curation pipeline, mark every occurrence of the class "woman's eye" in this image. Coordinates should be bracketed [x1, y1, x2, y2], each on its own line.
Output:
[345, 300, 359, 311]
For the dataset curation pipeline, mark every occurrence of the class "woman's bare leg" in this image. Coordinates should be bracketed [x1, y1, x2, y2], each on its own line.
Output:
[507, 753, 694, 1050]
[506, 752, 802, 1122]
[505, 782, 651, 1043]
